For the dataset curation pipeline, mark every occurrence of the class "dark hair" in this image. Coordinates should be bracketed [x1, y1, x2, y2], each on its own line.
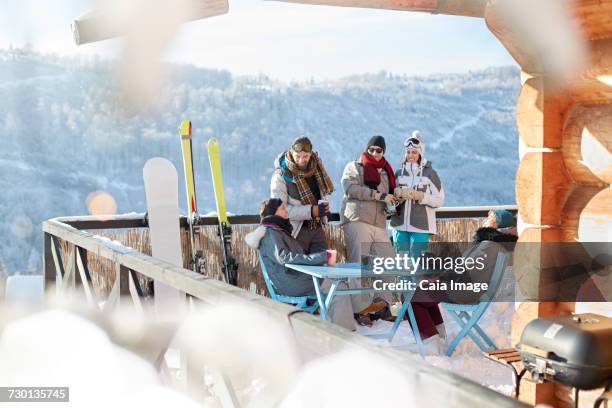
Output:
[259, 198, 283, 218]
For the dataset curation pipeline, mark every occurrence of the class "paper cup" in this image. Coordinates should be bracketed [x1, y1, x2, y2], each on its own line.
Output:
[326, 249, 337, 266]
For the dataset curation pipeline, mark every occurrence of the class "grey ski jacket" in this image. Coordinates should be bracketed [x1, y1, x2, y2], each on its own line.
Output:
[245, 225, 326, 297]
[340, 160, 390, 230]
[390, 160, 444, 234]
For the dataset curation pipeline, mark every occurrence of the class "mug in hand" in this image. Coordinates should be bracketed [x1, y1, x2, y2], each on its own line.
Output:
[326, 249, 337, 266]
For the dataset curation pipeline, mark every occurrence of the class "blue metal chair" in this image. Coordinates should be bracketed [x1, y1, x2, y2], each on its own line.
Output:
[258, 254, 319, 313]
[441, 251, 508, 356]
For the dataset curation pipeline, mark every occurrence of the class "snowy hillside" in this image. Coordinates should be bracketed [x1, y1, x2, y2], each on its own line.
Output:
[0, 49, 520, 274]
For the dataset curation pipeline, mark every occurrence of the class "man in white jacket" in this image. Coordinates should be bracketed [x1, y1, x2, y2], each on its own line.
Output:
[270, 136, 334, 254]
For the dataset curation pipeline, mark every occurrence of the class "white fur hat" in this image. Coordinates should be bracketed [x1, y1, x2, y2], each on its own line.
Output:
[404, 130, 423, 154]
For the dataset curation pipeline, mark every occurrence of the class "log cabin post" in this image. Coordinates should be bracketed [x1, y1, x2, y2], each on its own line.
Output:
[485, 0, 612, 405]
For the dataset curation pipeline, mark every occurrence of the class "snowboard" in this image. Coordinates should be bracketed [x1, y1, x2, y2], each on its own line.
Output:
[179, 119, 204, 273]
[207, 138, 238, 286]
[143, 157, 185, 318]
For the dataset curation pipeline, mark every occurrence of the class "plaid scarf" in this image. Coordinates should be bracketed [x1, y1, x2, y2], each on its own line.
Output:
[283, 151, 334, 206]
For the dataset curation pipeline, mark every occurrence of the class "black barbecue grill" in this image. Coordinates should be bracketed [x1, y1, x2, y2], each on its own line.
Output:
[519, 313, 612, 407]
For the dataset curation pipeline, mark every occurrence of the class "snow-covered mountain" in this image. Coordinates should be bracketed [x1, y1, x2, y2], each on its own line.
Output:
[0, 49, 520, 274]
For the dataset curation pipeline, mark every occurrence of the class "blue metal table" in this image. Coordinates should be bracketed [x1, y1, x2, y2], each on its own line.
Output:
[286, 262, 428, 355]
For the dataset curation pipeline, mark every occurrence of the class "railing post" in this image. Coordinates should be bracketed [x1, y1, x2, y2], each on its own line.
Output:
[74, 246, 83, 287]
[118, 264, 130, 303]
[66, 245, 77, 290]
[43, 232, 57, 291]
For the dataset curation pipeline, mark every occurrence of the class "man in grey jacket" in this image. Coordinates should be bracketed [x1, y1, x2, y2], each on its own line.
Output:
[271, 137, 334, 254]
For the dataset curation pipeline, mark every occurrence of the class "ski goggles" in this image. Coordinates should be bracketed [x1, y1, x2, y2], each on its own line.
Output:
[292, 141, 312, 153]
[404, 137, 421, 149]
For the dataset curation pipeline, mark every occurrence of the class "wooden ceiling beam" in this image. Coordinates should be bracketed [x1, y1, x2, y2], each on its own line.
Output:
[267, 0, 487, 17]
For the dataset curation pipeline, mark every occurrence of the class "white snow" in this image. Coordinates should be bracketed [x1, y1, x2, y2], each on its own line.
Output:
[0, 309, 183, 407]
[280, 350, 420, 407]
[173, 302, 301, 407]
[4, 275, 44, 303]
[357, 302, 516, 396]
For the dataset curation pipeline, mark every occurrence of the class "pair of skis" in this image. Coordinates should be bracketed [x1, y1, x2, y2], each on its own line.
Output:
[178, 119, 238, 285]
[143, 120, 238, 287]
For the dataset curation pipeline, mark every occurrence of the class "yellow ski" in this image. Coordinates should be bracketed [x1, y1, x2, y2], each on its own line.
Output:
[207, 138, 227, 223]
[179, 119, 203, 272]
[207, 138, 238, 285]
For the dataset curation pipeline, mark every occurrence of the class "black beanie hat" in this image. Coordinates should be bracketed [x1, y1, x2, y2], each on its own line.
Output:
[366, 135, 386, 153]
[260, 198, 283, 218]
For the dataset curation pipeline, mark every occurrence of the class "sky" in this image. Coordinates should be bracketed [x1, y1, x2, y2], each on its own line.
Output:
[0, 0, 517, 81]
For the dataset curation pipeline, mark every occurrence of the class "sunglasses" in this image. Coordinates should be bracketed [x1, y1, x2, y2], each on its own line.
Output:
[367, 147, 384, 154]
[292, 142, 312, 153]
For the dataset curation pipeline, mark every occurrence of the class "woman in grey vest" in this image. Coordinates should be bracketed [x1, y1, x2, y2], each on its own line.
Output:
[340, 136, 397, 325]
[340, 135, 397, 264]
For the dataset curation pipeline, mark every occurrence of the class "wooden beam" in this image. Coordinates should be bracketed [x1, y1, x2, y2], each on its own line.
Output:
[43, 232, 57, 291]
[513, 227, 563, 301]
[128, 269, 145, 314]
[53, 206, 518, 231]
[565, 38, 612, 103]
[50, 236, 66, 288]
[516, 77, 564, 148]
[572, 187, 612, 242]
[267, 0, 487, 17]
[485, 0, 543, 76]
[487, 8, 612, 104]
[72, 0, 229, 45]
[76, 247, 98, 307]
[515, 152, 573, 225]
[572, 0, 612, 40]
[562, 103, 612, 186]
[103, 263, 123, 313]
[561, 185, 606, 241]
[60, 246, 76, 291]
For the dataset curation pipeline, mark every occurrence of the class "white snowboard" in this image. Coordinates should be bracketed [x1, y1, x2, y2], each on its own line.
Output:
[143, 157, 185, 319]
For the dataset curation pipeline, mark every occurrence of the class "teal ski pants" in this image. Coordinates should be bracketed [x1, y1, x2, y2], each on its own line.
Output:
[392, 230, 430, 258]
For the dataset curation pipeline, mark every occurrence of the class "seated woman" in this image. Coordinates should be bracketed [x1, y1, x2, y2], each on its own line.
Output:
[246, 198, 387, 330]
[478, 209, 518, 244]
[447, 209, 518, 305]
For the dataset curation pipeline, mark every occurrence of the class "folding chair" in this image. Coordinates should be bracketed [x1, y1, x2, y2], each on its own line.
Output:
[258, 254, 319, 313]
[441, 252, 508, 356]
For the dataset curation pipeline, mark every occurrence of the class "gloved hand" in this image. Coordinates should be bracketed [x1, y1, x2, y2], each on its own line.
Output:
[378, 193, 396, 206]
[394, 187, 405, 201]
[312, 203, 329, 218]
[394, 187, 408, 200]
[395, 187, 416, 200]
[396, 187, 425, 201]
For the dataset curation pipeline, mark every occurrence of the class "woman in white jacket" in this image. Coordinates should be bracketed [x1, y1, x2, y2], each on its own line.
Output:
[391, 130, 444, 257]
[391, 130, 446, 353]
